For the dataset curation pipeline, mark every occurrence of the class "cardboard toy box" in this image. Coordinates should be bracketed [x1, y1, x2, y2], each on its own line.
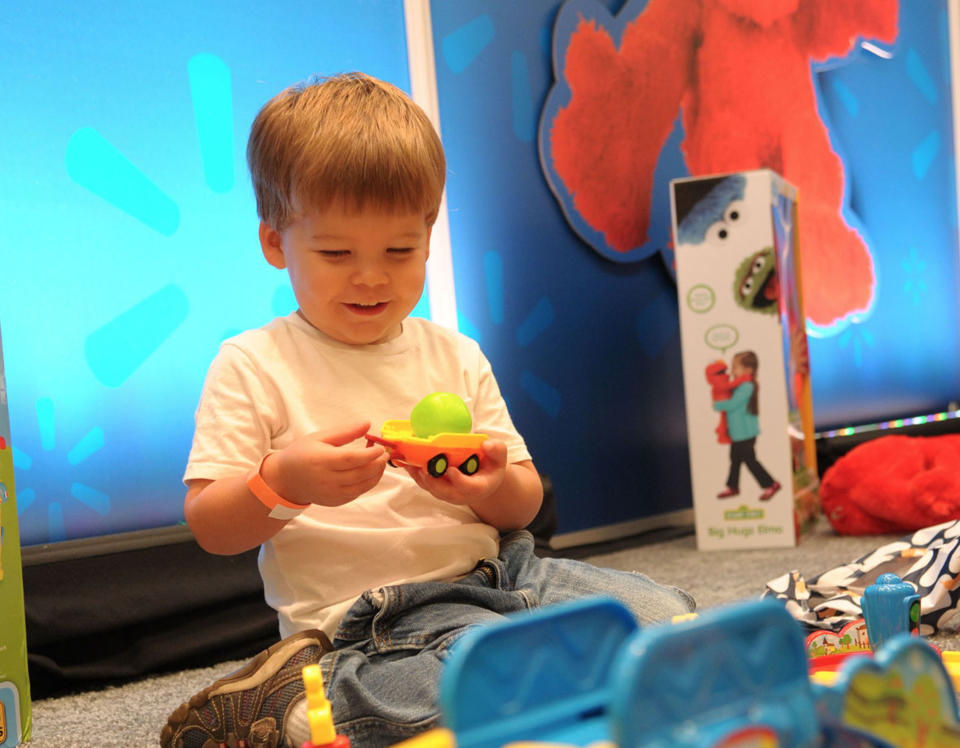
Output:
[0, 324, 31, 746]
[670, 169, 819, 550]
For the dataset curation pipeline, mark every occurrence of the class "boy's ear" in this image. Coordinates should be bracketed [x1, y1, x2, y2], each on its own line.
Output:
[259, 221, 287, 269]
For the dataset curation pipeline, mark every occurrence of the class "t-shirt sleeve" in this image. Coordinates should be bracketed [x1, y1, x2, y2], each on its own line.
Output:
[183, 343, 284, 484]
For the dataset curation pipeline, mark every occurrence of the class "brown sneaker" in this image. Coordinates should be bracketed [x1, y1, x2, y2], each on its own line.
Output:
[160, 629, 333, 748]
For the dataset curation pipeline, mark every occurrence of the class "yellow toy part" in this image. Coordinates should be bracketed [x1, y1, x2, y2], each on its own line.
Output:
[302, 663, 336, 746]
[503, 743, 615, 748]
[389, 733, 616, 748]
[391, 727, 457, 747]
[810, 670, 839, 687]
[942, 651, 960, 695]
[369, 421, 488, 478]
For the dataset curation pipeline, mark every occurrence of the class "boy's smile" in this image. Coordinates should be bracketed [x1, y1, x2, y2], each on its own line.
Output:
[259, 204, 431, 345]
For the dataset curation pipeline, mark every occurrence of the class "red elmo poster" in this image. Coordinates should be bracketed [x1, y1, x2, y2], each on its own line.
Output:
[539, 0, 899, 332]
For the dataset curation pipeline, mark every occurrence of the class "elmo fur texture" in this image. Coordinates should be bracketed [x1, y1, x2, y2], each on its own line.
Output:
[549, 0, 898, 328]
[820, 435, 960, 535]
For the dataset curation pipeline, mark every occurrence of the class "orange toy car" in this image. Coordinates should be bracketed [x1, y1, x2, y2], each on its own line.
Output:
[366, 420, 488, 478]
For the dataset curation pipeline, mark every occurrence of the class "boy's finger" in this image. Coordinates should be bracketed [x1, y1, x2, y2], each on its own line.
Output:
[340, 463, 388, 495]
[329, 445, 387, 471]
[316, 422, 373, 447]
[480, 439, 507, 464]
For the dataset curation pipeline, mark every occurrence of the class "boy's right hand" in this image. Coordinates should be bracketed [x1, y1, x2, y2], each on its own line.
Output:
[260, 422, 388, 507]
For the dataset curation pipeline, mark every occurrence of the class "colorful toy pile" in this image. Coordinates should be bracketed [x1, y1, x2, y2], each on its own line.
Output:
[389, 574, 960, 747]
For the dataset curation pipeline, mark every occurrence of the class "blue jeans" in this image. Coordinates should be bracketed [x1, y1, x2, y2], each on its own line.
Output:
[319, 530, 695, 747]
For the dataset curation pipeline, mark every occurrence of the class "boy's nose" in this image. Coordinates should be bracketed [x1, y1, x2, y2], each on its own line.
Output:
[351, 263, 389, 287]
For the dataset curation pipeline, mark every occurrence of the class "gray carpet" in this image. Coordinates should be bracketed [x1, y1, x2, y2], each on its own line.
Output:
[27, 519, 960, 747]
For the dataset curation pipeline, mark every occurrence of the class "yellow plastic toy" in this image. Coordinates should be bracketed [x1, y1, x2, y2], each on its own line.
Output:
[368, 421, 488, 478]
[390, 732, 616, 748]
[366, 394, 488, 479]
[942, 650, 960, 695]
[301, 664, 349, 748]
[391, 728, 456, 748]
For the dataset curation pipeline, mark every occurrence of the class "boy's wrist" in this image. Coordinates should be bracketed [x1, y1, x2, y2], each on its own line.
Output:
[247, 451, 308, 520]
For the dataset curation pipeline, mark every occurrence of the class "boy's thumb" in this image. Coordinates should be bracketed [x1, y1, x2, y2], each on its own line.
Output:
[321, 422, 373, 447]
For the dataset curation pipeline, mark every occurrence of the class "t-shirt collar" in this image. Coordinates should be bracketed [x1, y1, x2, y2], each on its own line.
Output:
[288, 311, 413, 355]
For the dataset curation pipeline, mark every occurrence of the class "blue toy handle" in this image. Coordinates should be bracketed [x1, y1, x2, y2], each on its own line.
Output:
[861, 573, 921, 652]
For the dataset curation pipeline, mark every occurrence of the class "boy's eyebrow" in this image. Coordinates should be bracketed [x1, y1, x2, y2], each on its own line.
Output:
[309, 230, 425, 241]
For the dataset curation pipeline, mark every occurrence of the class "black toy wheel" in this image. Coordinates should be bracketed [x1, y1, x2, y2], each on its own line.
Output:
[427, 454, 449, 478]
[458, 454, 480, 476]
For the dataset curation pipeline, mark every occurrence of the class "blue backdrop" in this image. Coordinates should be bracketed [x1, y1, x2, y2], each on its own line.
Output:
[0, 1, 415, 545]
[431, 0, 960, 532]
[2, 0, 958, 544]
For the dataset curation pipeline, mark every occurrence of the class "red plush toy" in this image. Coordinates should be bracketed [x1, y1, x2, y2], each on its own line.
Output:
[549, 0, 898, 329]
[820, 434, 960, 535]
[704, 360, 752, 444]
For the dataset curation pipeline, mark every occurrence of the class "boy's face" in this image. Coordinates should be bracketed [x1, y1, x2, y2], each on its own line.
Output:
[259, 203, 431, 345]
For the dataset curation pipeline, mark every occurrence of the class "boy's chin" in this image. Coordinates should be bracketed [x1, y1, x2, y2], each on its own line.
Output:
[297, 307, 408, 345]
[321, 321, 404, 346]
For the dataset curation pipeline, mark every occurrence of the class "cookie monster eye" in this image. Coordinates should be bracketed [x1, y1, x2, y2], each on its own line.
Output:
[724, 200, 746, 225]
[706, 222, 731, 245]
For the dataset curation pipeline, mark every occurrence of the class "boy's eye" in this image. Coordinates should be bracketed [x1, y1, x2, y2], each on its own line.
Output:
[317, 250, 349, 259]
[387, 247, 415, 256]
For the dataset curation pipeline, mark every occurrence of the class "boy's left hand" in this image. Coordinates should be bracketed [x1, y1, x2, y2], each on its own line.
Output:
[403, 438, 507, 506]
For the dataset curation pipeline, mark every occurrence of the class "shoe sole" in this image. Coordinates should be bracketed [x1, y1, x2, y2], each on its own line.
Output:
[760, 484, 782, 501]
[161, 629, 332, 747]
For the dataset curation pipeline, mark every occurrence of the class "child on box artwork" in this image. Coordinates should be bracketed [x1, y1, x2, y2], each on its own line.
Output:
[160, 72, 694, 748]
[710, 350, 781, 502]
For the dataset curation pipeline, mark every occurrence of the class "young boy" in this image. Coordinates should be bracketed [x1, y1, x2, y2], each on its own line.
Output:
[161, 72, 694, 748]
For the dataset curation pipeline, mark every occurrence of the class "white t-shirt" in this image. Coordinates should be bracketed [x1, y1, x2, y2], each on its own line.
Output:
[185, 313, 531, 639]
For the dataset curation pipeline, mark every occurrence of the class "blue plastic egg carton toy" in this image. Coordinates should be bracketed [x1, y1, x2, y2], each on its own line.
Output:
[417, 592, 960, 748]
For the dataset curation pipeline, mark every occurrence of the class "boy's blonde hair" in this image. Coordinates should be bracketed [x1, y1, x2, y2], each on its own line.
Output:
[247, 72, 446, 230]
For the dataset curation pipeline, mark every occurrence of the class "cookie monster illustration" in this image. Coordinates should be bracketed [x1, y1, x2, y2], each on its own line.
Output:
[734, 248, 778, 315]
[674, 174, 746, 246]
[674, 173, 779, 316]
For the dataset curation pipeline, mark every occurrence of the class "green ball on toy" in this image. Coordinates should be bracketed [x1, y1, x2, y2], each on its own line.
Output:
[410, 392, 472, 438]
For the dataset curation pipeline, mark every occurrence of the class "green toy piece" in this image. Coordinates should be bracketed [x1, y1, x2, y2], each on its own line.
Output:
[410, 392, 473, 438]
